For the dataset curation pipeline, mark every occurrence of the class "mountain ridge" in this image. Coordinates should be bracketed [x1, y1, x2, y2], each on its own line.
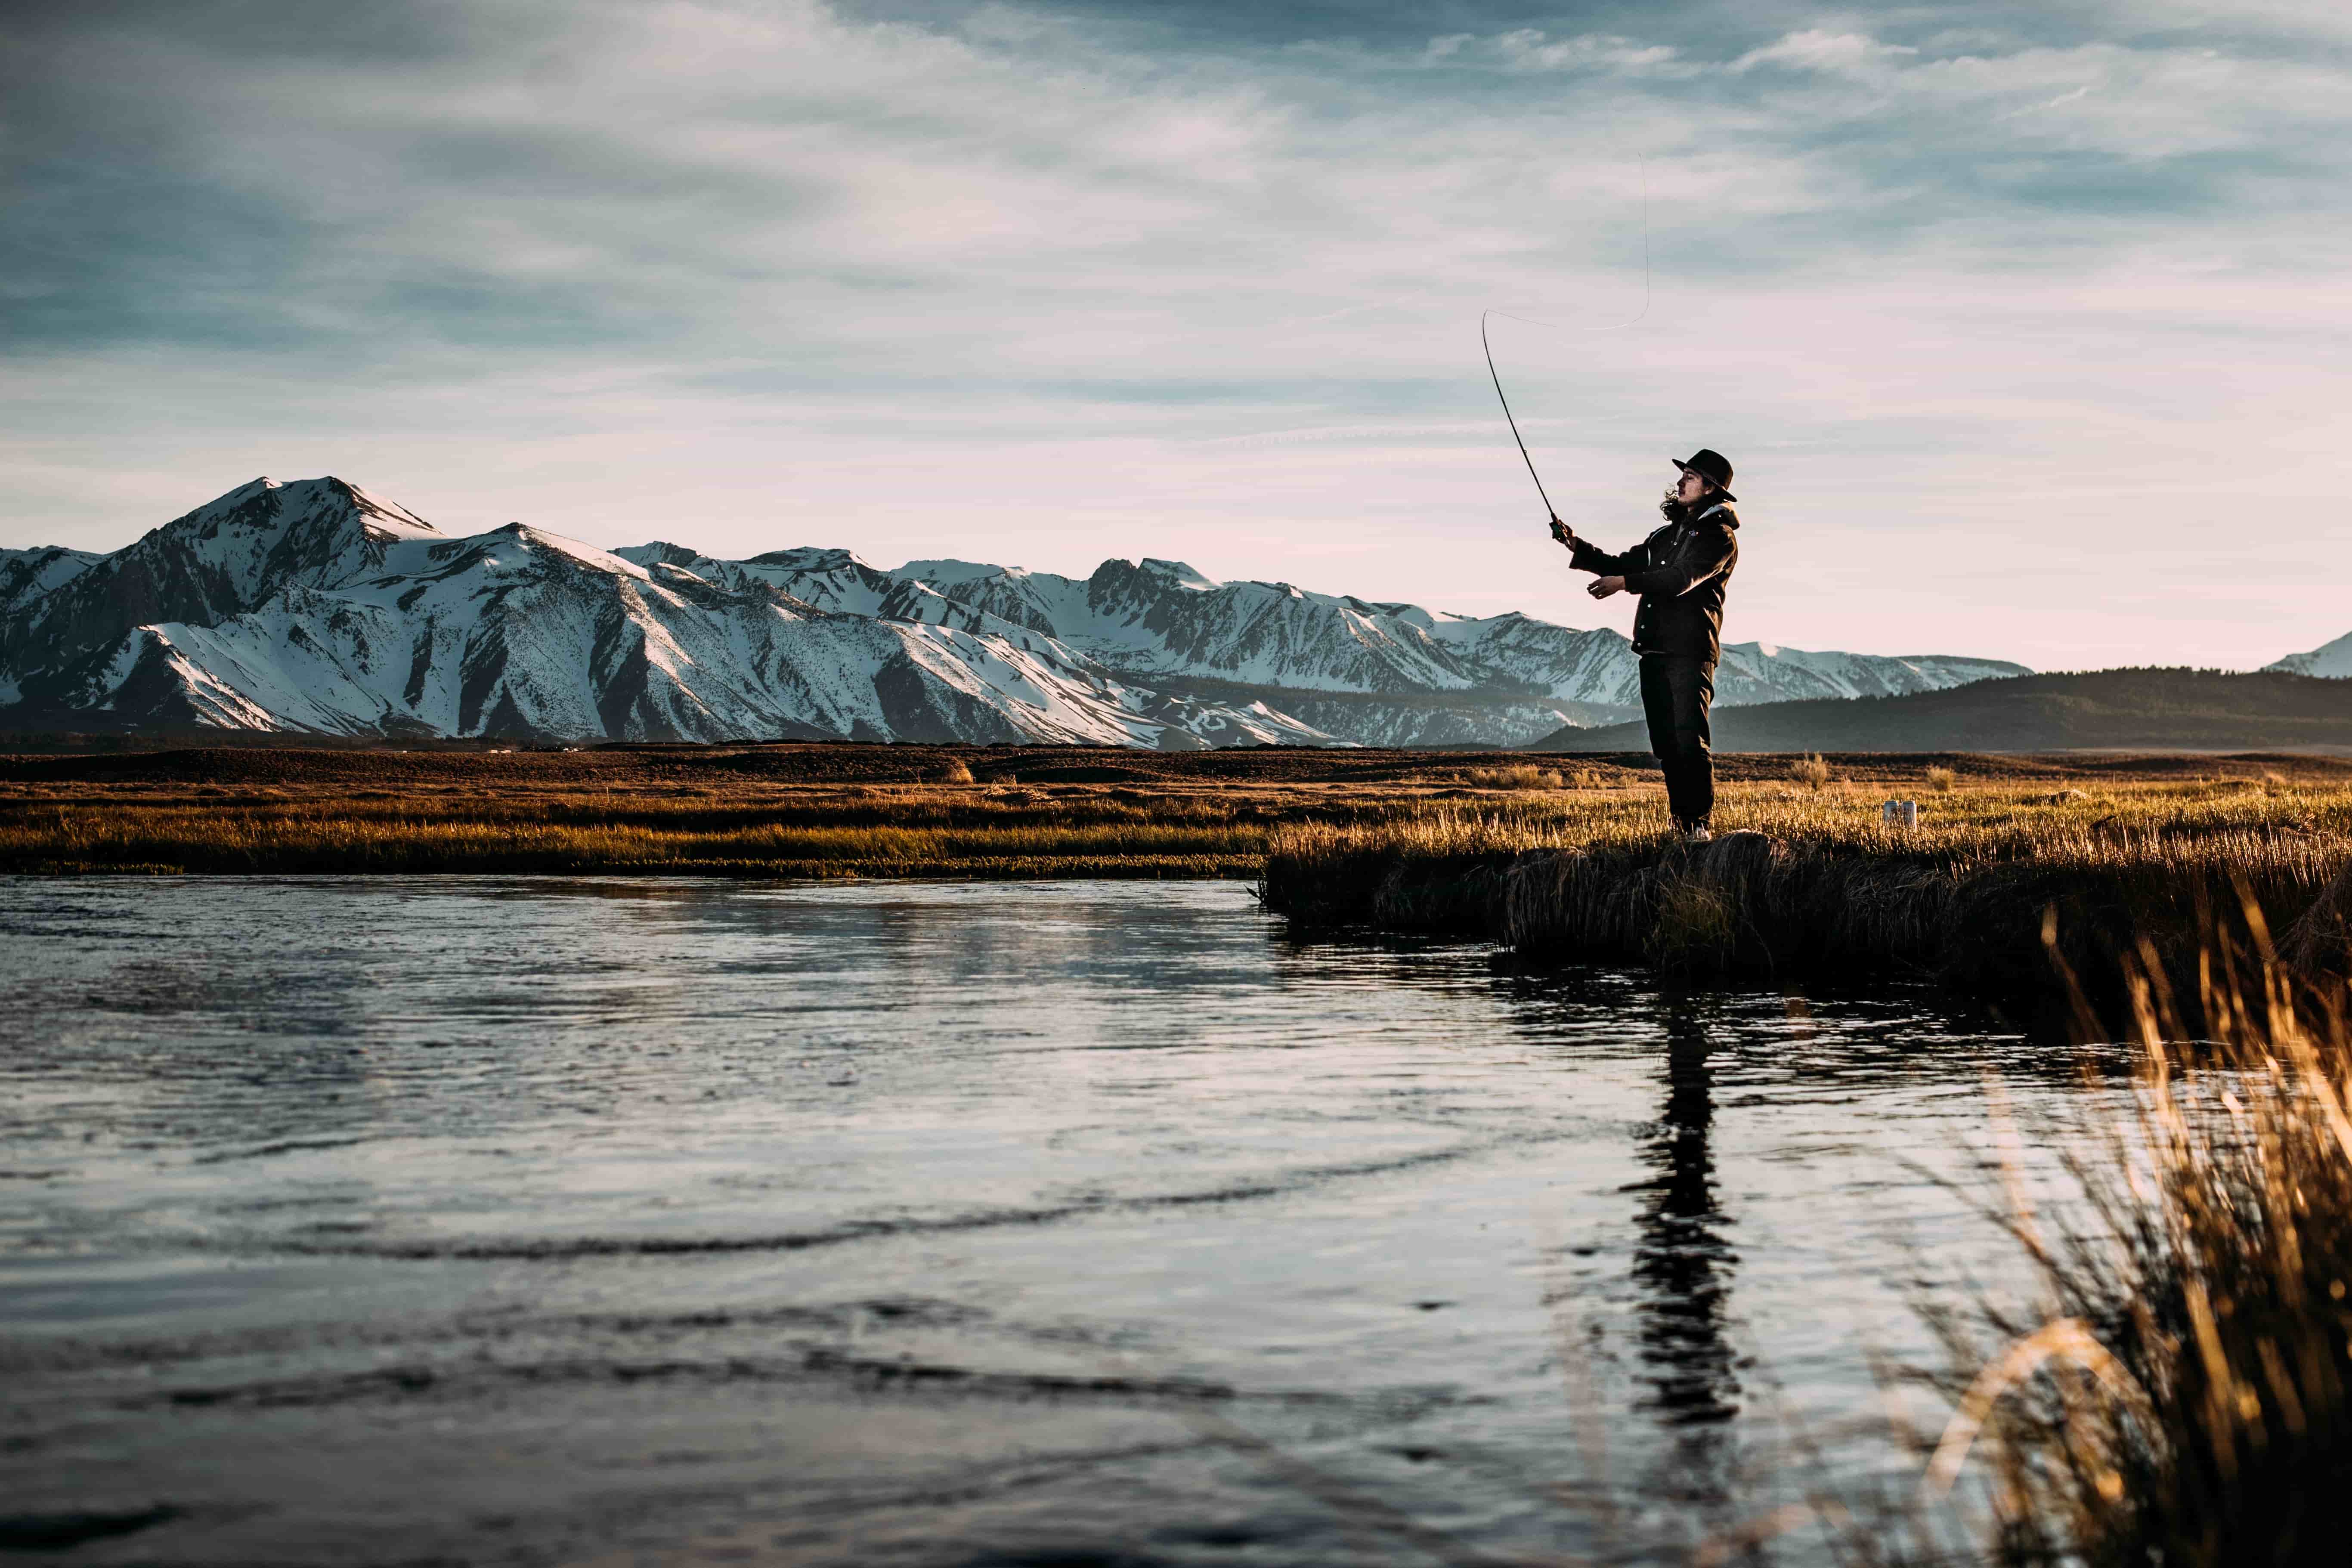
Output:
[3, 474, 2043, 747]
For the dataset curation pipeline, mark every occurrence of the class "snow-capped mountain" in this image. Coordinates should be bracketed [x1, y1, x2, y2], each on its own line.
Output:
[1, 479, 1330, 747]
[2268, 632, 2352, 680]
[1, 479, 437, 687]
[0, 476, 2030, 746]
[1712, 642, 2026, 705]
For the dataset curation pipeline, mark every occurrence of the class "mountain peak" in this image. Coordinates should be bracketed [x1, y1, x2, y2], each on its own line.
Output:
[1135, 558, 1217, 591]
[748, 545, 877, 572]
[896, 557, 1015, 587]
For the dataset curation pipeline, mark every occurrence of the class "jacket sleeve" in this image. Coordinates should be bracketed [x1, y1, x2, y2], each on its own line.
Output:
[1569, 535, 1649, 576]
[1625, 525, 1735, 598]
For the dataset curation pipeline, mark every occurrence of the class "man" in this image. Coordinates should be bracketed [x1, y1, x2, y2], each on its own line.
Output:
[1551, 449, 1740, 843]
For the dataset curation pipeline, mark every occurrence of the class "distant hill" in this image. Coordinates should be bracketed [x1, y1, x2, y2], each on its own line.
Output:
[1525, 668, 2352, 753]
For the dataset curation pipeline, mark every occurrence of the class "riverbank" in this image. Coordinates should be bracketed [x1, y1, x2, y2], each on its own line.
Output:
[9, 745, 2352, 1009]
[1261, 767, 2352, 1014]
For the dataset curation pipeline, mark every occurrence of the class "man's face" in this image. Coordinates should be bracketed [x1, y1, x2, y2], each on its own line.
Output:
[1675, 469, 1709, 505]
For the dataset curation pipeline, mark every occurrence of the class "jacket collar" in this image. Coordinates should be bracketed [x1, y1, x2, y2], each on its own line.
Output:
[1659, 501, 1737, 536]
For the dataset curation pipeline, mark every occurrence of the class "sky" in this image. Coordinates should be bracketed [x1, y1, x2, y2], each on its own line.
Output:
[3, 0, 2349, 670]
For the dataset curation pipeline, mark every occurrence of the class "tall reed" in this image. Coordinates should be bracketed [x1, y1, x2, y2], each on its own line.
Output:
[1900, 924, 2352, 1565]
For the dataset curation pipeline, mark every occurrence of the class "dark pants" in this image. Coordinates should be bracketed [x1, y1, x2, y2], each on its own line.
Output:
[1639, 654, 1715, 830]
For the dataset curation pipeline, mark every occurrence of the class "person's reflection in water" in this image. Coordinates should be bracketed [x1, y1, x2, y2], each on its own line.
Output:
[1630, 1000, 1742, 1500]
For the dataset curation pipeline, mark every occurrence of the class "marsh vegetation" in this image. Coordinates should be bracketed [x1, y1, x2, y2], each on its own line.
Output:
[8, 742, 2350, 1008]
[1262, 765, 2352, 1012]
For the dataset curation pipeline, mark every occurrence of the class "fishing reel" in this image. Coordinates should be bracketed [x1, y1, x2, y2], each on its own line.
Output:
[1548, 515, 1574, 547]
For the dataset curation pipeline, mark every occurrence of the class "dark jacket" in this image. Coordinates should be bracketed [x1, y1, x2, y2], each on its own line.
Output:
[1569, 502, 1740, 664]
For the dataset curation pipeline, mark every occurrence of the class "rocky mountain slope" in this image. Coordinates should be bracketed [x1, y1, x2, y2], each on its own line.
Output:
[1, 476, 2033, 746]
[0, 546, 102, 623]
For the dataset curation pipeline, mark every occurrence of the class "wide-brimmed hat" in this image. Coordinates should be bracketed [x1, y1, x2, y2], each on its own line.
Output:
[1671, 449, 1736, 502]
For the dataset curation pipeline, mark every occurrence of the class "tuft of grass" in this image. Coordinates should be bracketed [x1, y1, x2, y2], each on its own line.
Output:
[1792, 752, 1835, 789]
[934, 759, 975, 784]
[1463, 764, 1565, 791]
[1925, 765, 1957, 793]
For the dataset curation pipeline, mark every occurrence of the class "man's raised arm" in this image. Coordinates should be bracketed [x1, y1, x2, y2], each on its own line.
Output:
[1567, 531, 1646, 577]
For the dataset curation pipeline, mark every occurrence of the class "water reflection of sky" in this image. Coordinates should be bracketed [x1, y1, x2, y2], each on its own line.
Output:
[0, 877, 2114, 1566]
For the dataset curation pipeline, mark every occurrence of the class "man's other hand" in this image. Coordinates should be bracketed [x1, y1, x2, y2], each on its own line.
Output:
[1587, 576, 1627, 599]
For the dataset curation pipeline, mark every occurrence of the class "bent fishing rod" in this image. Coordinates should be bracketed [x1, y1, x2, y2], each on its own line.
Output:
[1481, 310, 1561, 539]
[1480, 153, 1651, 546]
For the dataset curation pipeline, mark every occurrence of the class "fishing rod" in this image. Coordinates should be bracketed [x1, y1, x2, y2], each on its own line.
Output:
[1480, 154, 1651, 542]
[1482, 310, 1558, 528]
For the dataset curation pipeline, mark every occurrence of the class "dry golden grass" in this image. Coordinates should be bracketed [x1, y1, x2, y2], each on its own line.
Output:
[1261, 776, 2352, 1007]
[1845, 935, 2352, 1567]
[1461, 763, 1566, 790]
[1792, 752, 1835, 788]
[2, 764, 2341, 879]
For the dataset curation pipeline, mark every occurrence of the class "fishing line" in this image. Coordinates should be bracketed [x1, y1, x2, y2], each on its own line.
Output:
[1482, 153, 1651, 523]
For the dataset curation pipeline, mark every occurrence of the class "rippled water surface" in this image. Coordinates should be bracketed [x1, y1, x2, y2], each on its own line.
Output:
[1, 877, 2102, 1566]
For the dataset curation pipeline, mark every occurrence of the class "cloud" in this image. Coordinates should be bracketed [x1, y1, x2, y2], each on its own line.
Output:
[1435, 29, 1689, 76]
[1733, 29, 1919, 78]
[3, 0, 2351, 667]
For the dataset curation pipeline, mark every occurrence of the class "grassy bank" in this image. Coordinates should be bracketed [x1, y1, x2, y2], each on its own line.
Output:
[1262, 771, 2352, 1011]
[9, 747, 2352, 1008]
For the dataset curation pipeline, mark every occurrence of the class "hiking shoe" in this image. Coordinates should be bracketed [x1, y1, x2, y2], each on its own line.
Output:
[1686, 826, 1713, 844]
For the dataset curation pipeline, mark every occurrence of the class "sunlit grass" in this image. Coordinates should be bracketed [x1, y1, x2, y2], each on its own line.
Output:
[5, 771, 2347, 903]
[1260, 778, 2352, 1002]
[1858, 934, 2352, 1566]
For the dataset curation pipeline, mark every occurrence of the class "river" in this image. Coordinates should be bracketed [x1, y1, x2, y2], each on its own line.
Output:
[0, 877, 2108, 1565]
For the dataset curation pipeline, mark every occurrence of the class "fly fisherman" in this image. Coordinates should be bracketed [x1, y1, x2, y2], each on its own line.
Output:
[1550, 450, 1740, 844]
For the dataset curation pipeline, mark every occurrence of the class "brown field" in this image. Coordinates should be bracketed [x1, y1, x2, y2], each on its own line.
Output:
[3, 741, 2347, 884]
[1, 742, 2346, 880]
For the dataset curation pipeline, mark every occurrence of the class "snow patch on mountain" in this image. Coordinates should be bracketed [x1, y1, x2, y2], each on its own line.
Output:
[1, 546, 103, 614]
[2268, 631, 2352, 680]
